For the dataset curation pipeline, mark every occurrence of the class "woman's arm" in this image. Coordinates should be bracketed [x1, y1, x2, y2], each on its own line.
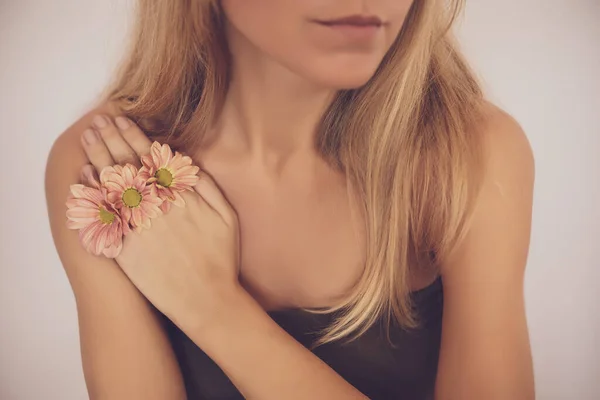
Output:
[184, 286, 368, 400]
[435, 107, 536, 399]
[171, 106, 535, 400]
[45, 104, 186, 400]
[68, 112, 368, 400]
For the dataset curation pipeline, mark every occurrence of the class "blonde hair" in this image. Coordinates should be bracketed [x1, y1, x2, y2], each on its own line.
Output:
[105, 0, 486, 345]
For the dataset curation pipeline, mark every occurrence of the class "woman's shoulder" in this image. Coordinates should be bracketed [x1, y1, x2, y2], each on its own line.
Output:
[45, 101, 124, 229]
[43, 103, 186, 398]
[440, 100, 535, 277]
[48, 101, 122, 162]
[477, 102, 533, 164]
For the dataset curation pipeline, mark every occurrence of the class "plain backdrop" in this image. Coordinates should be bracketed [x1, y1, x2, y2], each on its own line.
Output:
[0, 1, 598, 399]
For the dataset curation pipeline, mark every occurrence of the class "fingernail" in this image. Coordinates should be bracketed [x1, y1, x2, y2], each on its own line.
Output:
[83, 129, 98, 145]
[115, 116, 130, 130]
[92, 115, 108, 129]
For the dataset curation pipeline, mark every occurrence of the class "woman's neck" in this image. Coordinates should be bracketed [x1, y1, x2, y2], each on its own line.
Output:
[215, 25, 337, 169]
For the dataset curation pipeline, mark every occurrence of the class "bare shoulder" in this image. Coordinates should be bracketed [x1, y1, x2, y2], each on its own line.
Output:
[478, 102, 535, 185]
[45, 103, 185, 398]
[441, 102, 535, 278]
[45, 101, 125, 281]
[46, 101, 124, 220]
[435, 103, 536, 398]
[46, 101, 121, 214]
[46, 101, 122, 174]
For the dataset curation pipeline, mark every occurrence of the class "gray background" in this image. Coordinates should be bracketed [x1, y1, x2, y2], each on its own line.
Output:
[1, 1, 598, 399]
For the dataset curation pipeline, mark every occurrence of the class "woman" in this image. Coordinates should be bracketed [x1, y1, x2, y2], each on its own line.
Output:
[45, 0, 535, 399]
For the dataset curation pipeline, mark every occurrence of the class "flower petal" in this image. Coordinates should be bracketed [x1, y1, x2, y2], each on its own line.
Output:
[140, 201, 161, 219]
[172, 191, 186, 208]
[160, 201, 171, 213]
[160, 143, 173, 166]
[177, 164, 199, 175]
[133, 176, 148, 192]
[103, 241, 122, 258]
[95, 225, 109, 255]
[103, 176, 126, 193]
[79, 223, 102, 255]
[131, 208, 142, 228]
[141, 154, 154, 170]
[151, 142, 163, 167]
[68, 185, 105, 206]
[66, 211, 99, 227]
[174, 166, 199, 181]
[120, 215, 132, 235]
[121, 206, 132, 224]
[106, 191, 122, 205]
[69, 184, 88, 199]
[66, 196, 98, 210]
[66, 218, 96, 230]
[140, 213, 152, 230]
[122, 164, 137, 185]
[168, 153, 185, 170]
[138, 166, 152, 181]
[171, 178, 199, 190]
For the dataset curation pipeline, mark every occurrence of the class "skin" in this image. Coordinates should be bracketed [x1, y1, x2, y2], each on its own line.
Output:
[45, 1, 535, 399]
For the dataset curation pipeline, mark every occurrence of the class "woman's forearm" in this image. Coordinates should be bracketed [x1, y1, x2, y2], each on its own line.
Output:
[184, 286, 368, 400]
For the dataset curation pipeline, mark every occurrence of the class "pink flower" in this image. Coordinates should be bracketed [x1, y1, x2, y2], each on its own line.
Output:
[100, 163, 163, 231]
[140, 141, 199, 213]
[65, 165, 128, 258]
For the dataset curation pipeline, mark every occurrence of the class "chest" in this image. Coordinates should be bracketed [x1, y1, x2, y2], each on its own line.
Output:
[201, 157, 366, 310]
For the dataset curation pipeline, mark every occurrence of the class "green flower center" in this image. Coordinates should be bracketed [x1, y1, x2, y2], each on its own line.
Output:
[155, 168, 173, 187]
[122, 188, 142, 208]
[98, 206, 116, 224]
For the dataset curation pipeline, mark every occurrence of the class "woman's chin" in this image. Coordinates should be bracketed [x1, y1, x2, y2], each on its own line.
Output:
[309, 70, 379, 90]
[303, 61, 382, 90]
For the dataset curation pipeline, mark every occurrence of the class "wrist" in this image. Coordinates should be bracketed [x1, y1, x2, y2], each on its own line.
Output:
[180, 280, 252, 340]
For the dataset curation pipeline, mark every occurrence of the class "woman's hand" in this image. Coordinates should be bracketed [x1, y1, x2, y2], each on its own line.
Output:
[75, 115, 369, 400]
[80, 114, 241, 332]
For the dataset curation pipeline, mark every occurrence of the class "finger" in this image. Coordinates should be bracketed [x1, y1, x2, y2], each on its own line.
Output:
[79, 164, 101, 188]
[81, 128, 114, 173]
[180, 190, 214, 217]
[114, 116, 153, 157]
[193, 171, 238, 227]
[91, 115, 140, 167]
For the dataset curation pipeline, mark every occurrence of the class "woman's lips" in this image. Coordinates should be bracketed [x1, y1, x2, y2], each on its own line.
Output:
[313, 15, 383, 43]
[316, 15, 383, 27]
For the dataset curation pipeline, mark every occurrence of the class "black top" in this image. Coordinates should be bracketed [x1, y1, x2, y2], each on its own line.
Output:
[163, 277, 443, 400]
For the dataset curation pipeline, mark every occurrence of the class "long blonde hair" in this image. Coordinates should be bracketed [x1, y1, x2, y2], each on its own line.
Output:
[105, 0, 486, 345]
